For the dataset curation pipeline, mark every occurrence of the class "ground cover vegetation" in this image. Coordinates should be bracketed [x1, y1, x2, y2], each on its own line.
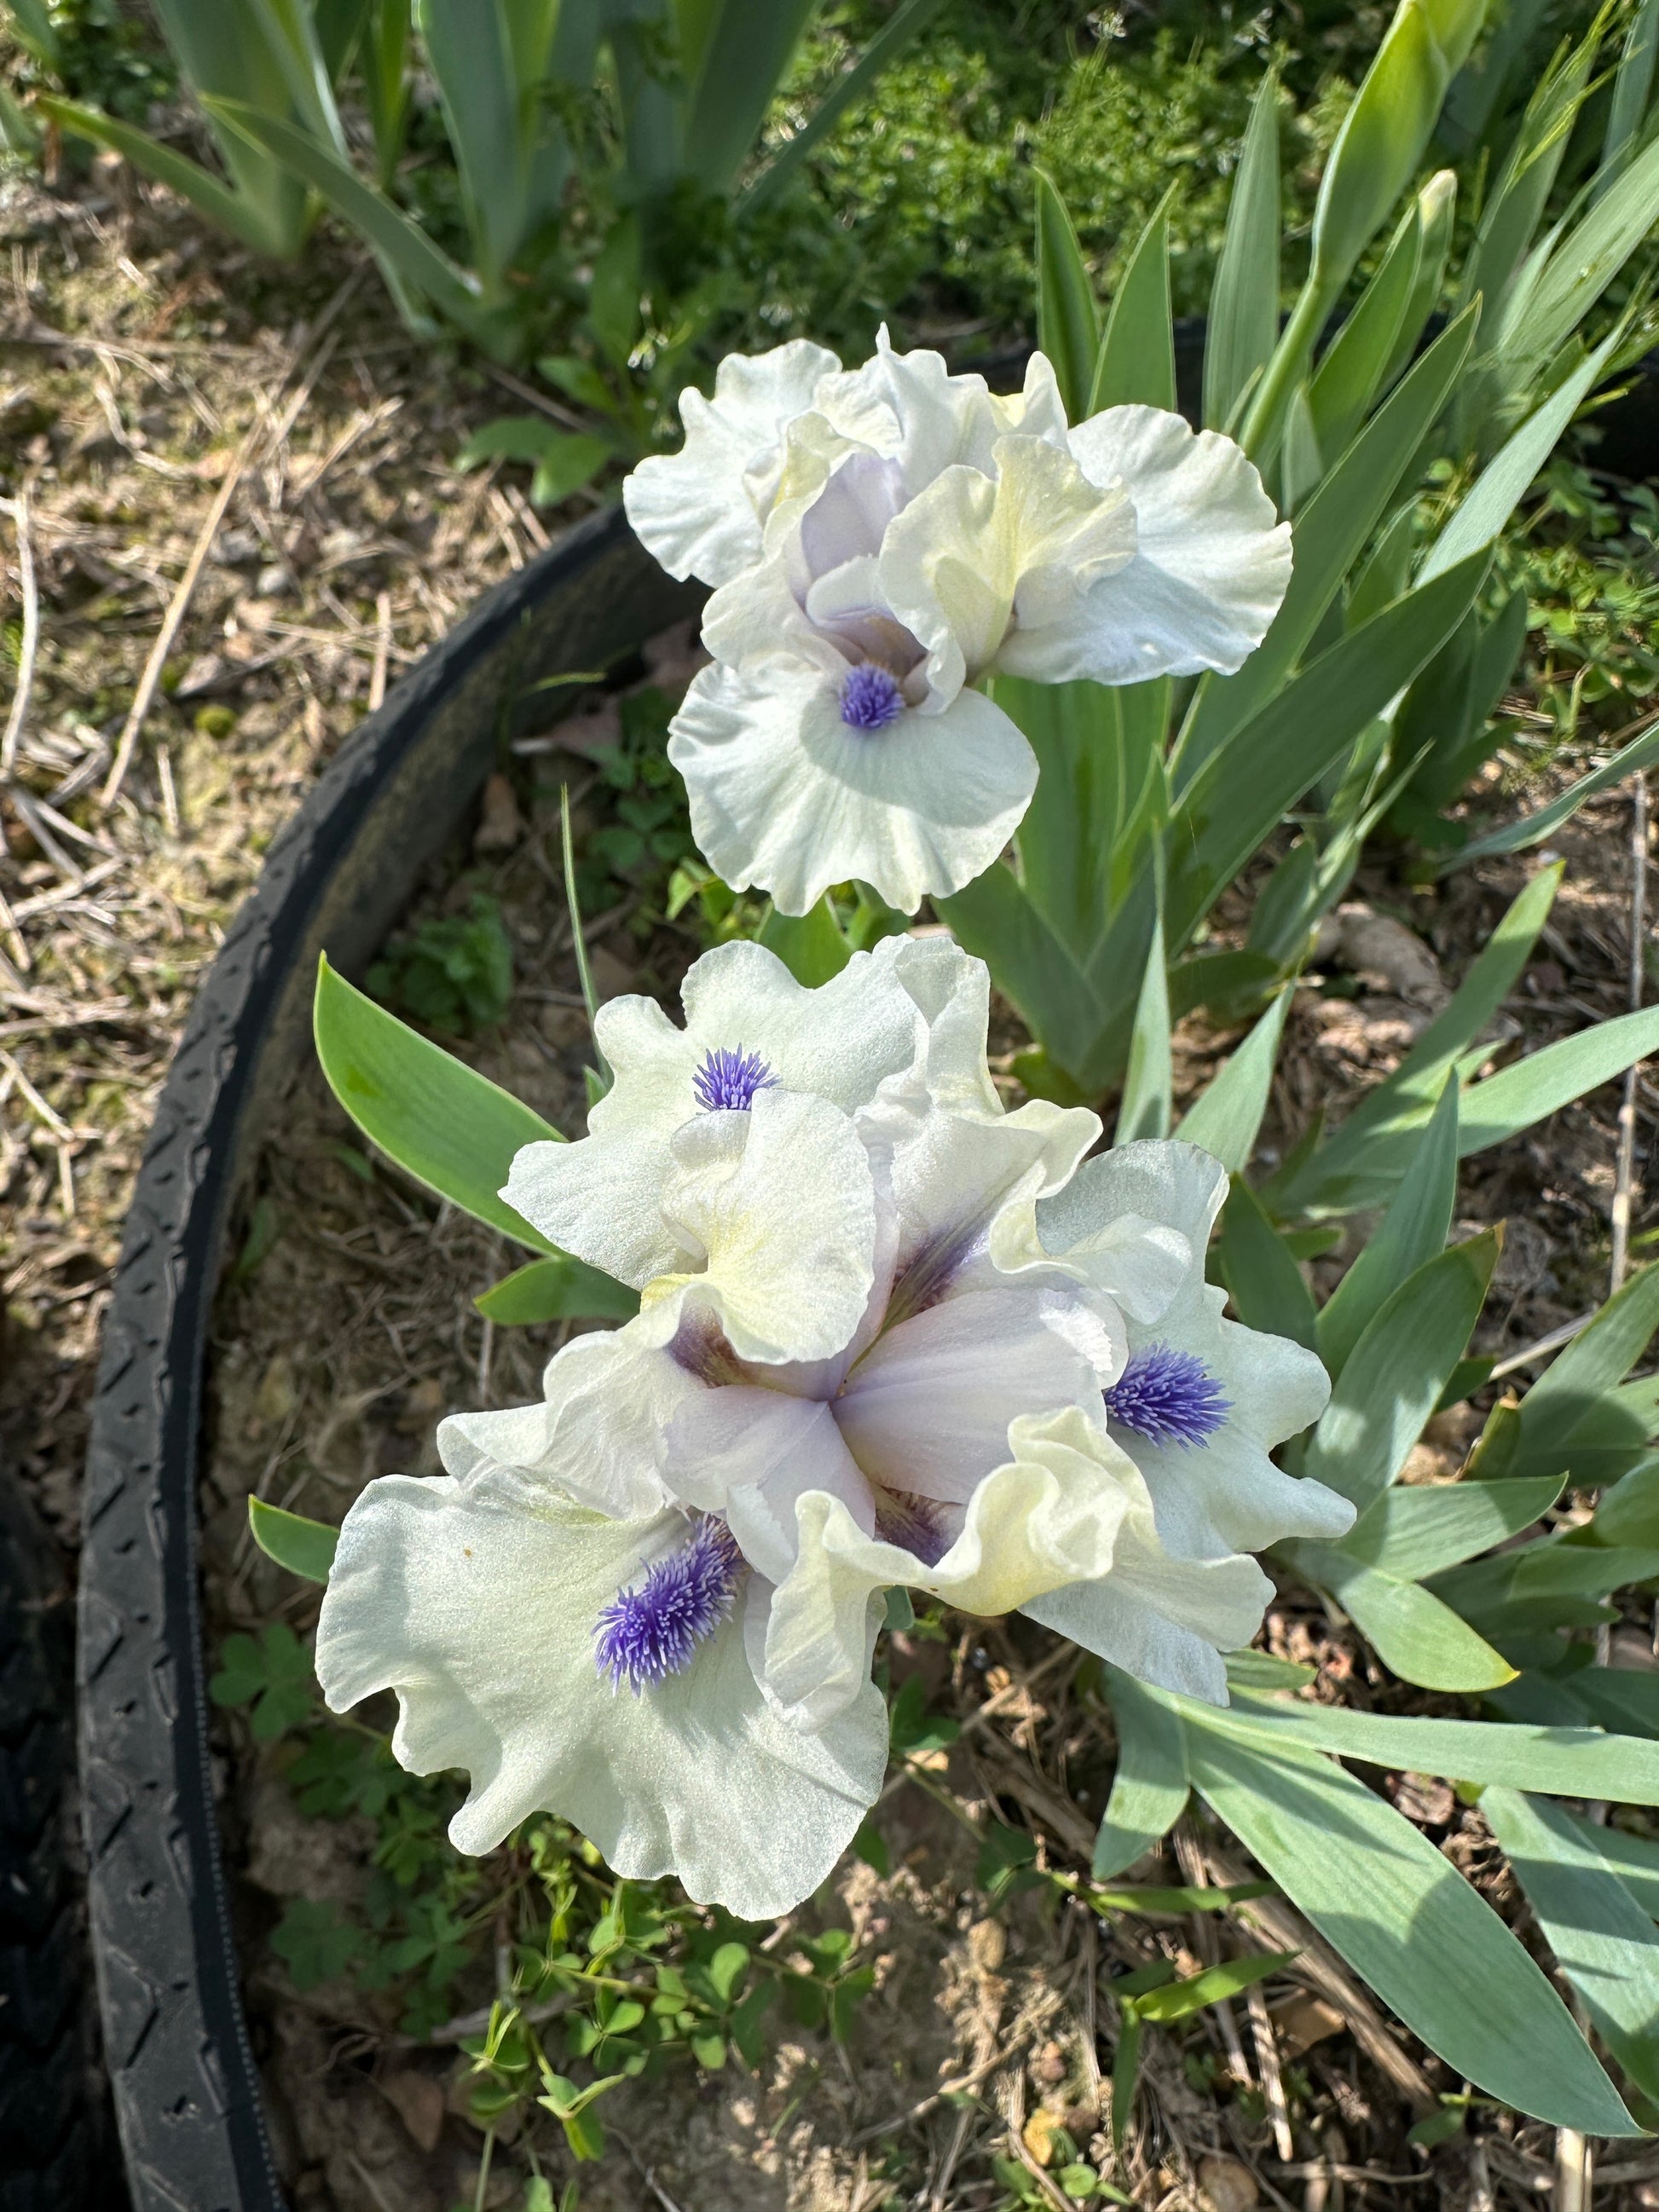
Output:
[204, 757, 1659, 2212]
[5, 3, 1659, 2211]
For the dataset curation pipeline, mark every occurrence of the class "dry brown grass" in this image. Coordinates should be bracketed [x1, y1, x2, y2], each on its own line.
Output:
[0, 155, 586, 1540]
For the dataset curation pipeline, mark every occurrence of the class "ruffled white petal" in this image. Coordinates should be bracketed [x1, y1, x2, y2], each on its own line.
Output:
[316, 1464, 887, 1918]
[645, 1088, 877, 1364]
[583, 993, 702, 1126]
[1130, 1418, 1353, 1557]
[667, 656, 1038, 917]
[760, 1406, 1142, 1724]
[1006, 1207, 1192, 1327]
[1017, 405, 1290, 684]
[1072, 1146, 1334, 1448]
[881, 437, 1136, 695]
[756, 407, 874, 562]
[622, 339, 841, 586]
[437, 1320, 698, 1522]
[1020, 1413, 1275, 1705]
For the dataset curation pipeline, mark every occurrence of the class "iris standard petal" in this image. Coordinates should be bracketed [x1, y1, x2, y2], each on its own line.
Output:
[647, 1088, 878, 1364]
[984, 349, 1072, 449]
[879, 438, 1137, 697]
[813, 327, 1006, 498]
[835, 1287, 1109, 1505]
[1018, 404, 1291, 684]
[509, 1087, 876, 1362]
[622, 338, 841, 586]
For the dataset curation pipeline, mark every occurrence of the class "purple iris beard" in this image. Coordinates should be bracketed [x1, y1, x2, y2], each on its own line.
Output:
[692, 1044, 777, 1112]
[1104, 1343, 1231, 1449]
[840, 662, 905, 731]
[593, 1518, 746, 1693]
[873, 1486, 950, 1567]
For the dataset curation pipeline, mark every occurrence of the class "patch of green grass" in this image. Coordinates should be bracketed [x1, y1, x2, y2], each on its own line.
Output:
[1500, 459, 1659, 742]
[20, 0, 177, 122]
[367, 889, 514, 1035]
[213, 1631, 886, 2160]
[732, 3, 1346, 359]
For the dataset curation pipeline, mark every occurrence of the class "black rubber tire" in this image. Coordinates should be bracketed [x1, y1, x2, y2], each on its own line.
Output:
[0, 1462, 123, 2212]
[79, 507, 696, 2212]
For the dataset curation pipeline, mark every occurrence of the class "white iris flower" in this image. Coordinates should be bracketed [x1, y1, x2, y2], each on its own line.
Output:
[315, 942, 1349, 1918]
[623, 332, 1292, 914]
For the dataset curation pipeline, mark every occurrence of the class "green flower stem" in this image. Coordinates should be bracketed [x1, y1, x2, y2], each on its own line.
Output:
[1240, 277, 1335, 460]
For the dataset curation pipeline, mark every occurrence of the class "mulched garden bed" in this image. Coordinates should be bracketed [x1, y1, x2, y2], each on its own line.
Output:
[197, 618, 1659, 2212]
[6, 81, 1659, 2212]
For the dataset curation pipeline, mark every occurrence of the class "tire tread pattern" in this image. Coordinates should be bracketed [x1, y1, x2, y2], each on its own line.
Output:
[78, 511, 693, 2211]
[0, 1464, 120, 2212]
